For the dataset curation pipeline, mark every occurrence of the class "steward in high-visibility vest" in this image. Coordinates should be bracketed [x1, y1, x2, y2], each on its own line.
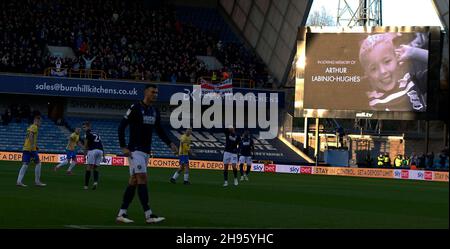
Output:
[383, 154, 391, 167]
[394, 155, 403, 167]
[402, 157, 410, 167]
[377, 154, 384, 167]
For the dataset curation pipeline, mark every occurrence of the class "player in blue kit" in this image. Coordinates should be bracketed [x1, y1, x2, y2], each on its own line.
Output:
[239, 130, 254, 181]
[223, 126, 240, 187]
[82, 121, 104, 190]
[116, 84, 178, 224]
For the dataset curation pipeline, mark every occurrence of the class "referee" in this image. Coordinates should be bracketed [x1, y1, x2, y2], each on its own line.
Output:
[116, 84, 178, 224]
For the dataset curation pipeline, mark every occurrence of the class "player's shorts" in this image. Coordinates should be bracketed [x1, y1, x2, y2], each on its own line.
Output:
[179, 155, 189, 165]
[239, 156, 253, 165]
[22, 151, 40, 164]
[223, 151, 238, 165]
[86, 149, 103, 166]
[128, 150, 149, 176]
[66, 149, 77, 161]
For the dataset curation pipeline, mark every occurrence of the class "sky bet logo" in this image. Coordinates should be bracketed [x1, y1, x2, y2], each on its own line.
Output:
[264, 164, 276, 173]
[401, 170, 409, 179]
[417, 171, 424, 179]
[289, 166, 300, 173]
[76, 155, 86, 164]
[112, 157, 125, 166]
[300, 167, 312, 174]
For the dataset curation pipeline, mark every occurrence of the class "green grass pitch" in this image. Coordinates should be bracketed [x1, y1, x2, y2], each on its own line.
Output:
[0, 161, 448, 229]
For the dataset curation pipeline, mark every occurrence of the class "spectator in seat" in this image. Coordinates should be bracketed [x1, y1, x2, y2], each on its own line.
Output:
[426, 152, 435, 169]
[83, 54, 97, 70]
[1, 108, 12, 125]
[222, 69, 230, 80]
[438, 151, 447, 169]
[365, 154, 373, 168]
[79, 39, 89, 54]
[55, 57, 62, 71]
[30, 109, 41, 121]
[418, 153, 426, 169]
[402, 155, 410, 168]
[20, 104, 31, 122]
[410, 152, 418, 167]
[170, 72, 177, 83]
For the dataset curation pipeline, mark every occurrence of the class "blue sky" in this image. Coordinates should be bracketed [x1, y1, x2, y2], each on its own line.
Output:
[308, 0, 443, 28]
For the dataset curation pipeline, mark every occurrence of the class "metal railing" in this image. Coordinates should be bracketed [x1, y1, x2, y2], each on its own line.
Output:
[44, 67, 107, 79]
[197, 76, 255, 88]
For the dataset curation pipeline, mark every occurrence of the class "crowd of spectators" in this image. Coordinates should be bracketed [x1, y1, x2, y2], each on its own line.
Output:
[368, 149, 449, 170]
[409, 150, 449, 170]
[0, 1, 47, 74]
[1, 104, 41, 125]
[0, 0, 269, 85]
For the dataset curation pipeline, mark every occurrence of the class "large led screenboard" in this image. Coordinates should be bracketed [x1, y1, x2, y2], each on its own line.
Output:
[295, 26, 442, 120]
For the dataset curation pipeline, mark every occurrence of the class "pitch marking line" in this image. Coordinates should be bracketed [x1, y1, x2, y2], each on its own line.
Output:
[65, 225, 289, 229]
[65, 225, 91, 229]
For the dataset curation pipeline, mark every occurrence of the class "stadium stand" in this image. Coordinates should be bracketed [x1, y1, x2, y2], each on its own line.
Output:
[0, 116, 67, 153]
[175, 6, 239, 43]
[0, 0, 269, 85]
[0, 114, 310, 164]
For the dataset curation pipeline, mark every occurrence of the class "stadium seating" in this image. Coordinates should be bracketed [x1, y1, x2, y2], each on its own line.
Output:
[176, 6, 239, 43]
[0, 117, 67, 153]
[1, 115, 308, 164]
[162, 126, 309, 164]
[1, 115, 447, 167]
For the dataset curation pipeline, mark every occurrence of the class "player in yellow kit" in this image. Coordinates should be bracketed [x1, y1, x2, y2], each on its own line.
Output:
[16, 116, 46, 187]
[170, 128, 193, 185]
[54, 128, 83, 175]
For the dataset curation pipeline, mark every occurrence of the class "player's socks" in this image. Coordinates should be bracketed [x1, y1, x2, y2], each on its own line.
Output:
[67, 161, 76, 172]
[172, 171, 180, 180]
[120, 185, 136, 210]
[56, 160, 68, 168]
[118, 209, 127, 217]
[239, 163, 244, 176]
[139, 186, 163, 224]
[34, 163, 42, 183]
[224, 170, 228, 181]
[144, 209, 153, 219]
[84, 170, 91, 187]
[184, 173, 189, 182]
[137, 184, 150, 211]
[93, 170, 99, 183]
[233, 167, 238, 179]
[246, 164, 251, 175]
[17, 163, 28, 184]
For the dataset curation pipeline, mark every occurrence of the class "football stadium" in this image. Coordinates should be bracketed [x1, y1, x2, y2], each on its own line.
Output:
[0, 0, 448, 236]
